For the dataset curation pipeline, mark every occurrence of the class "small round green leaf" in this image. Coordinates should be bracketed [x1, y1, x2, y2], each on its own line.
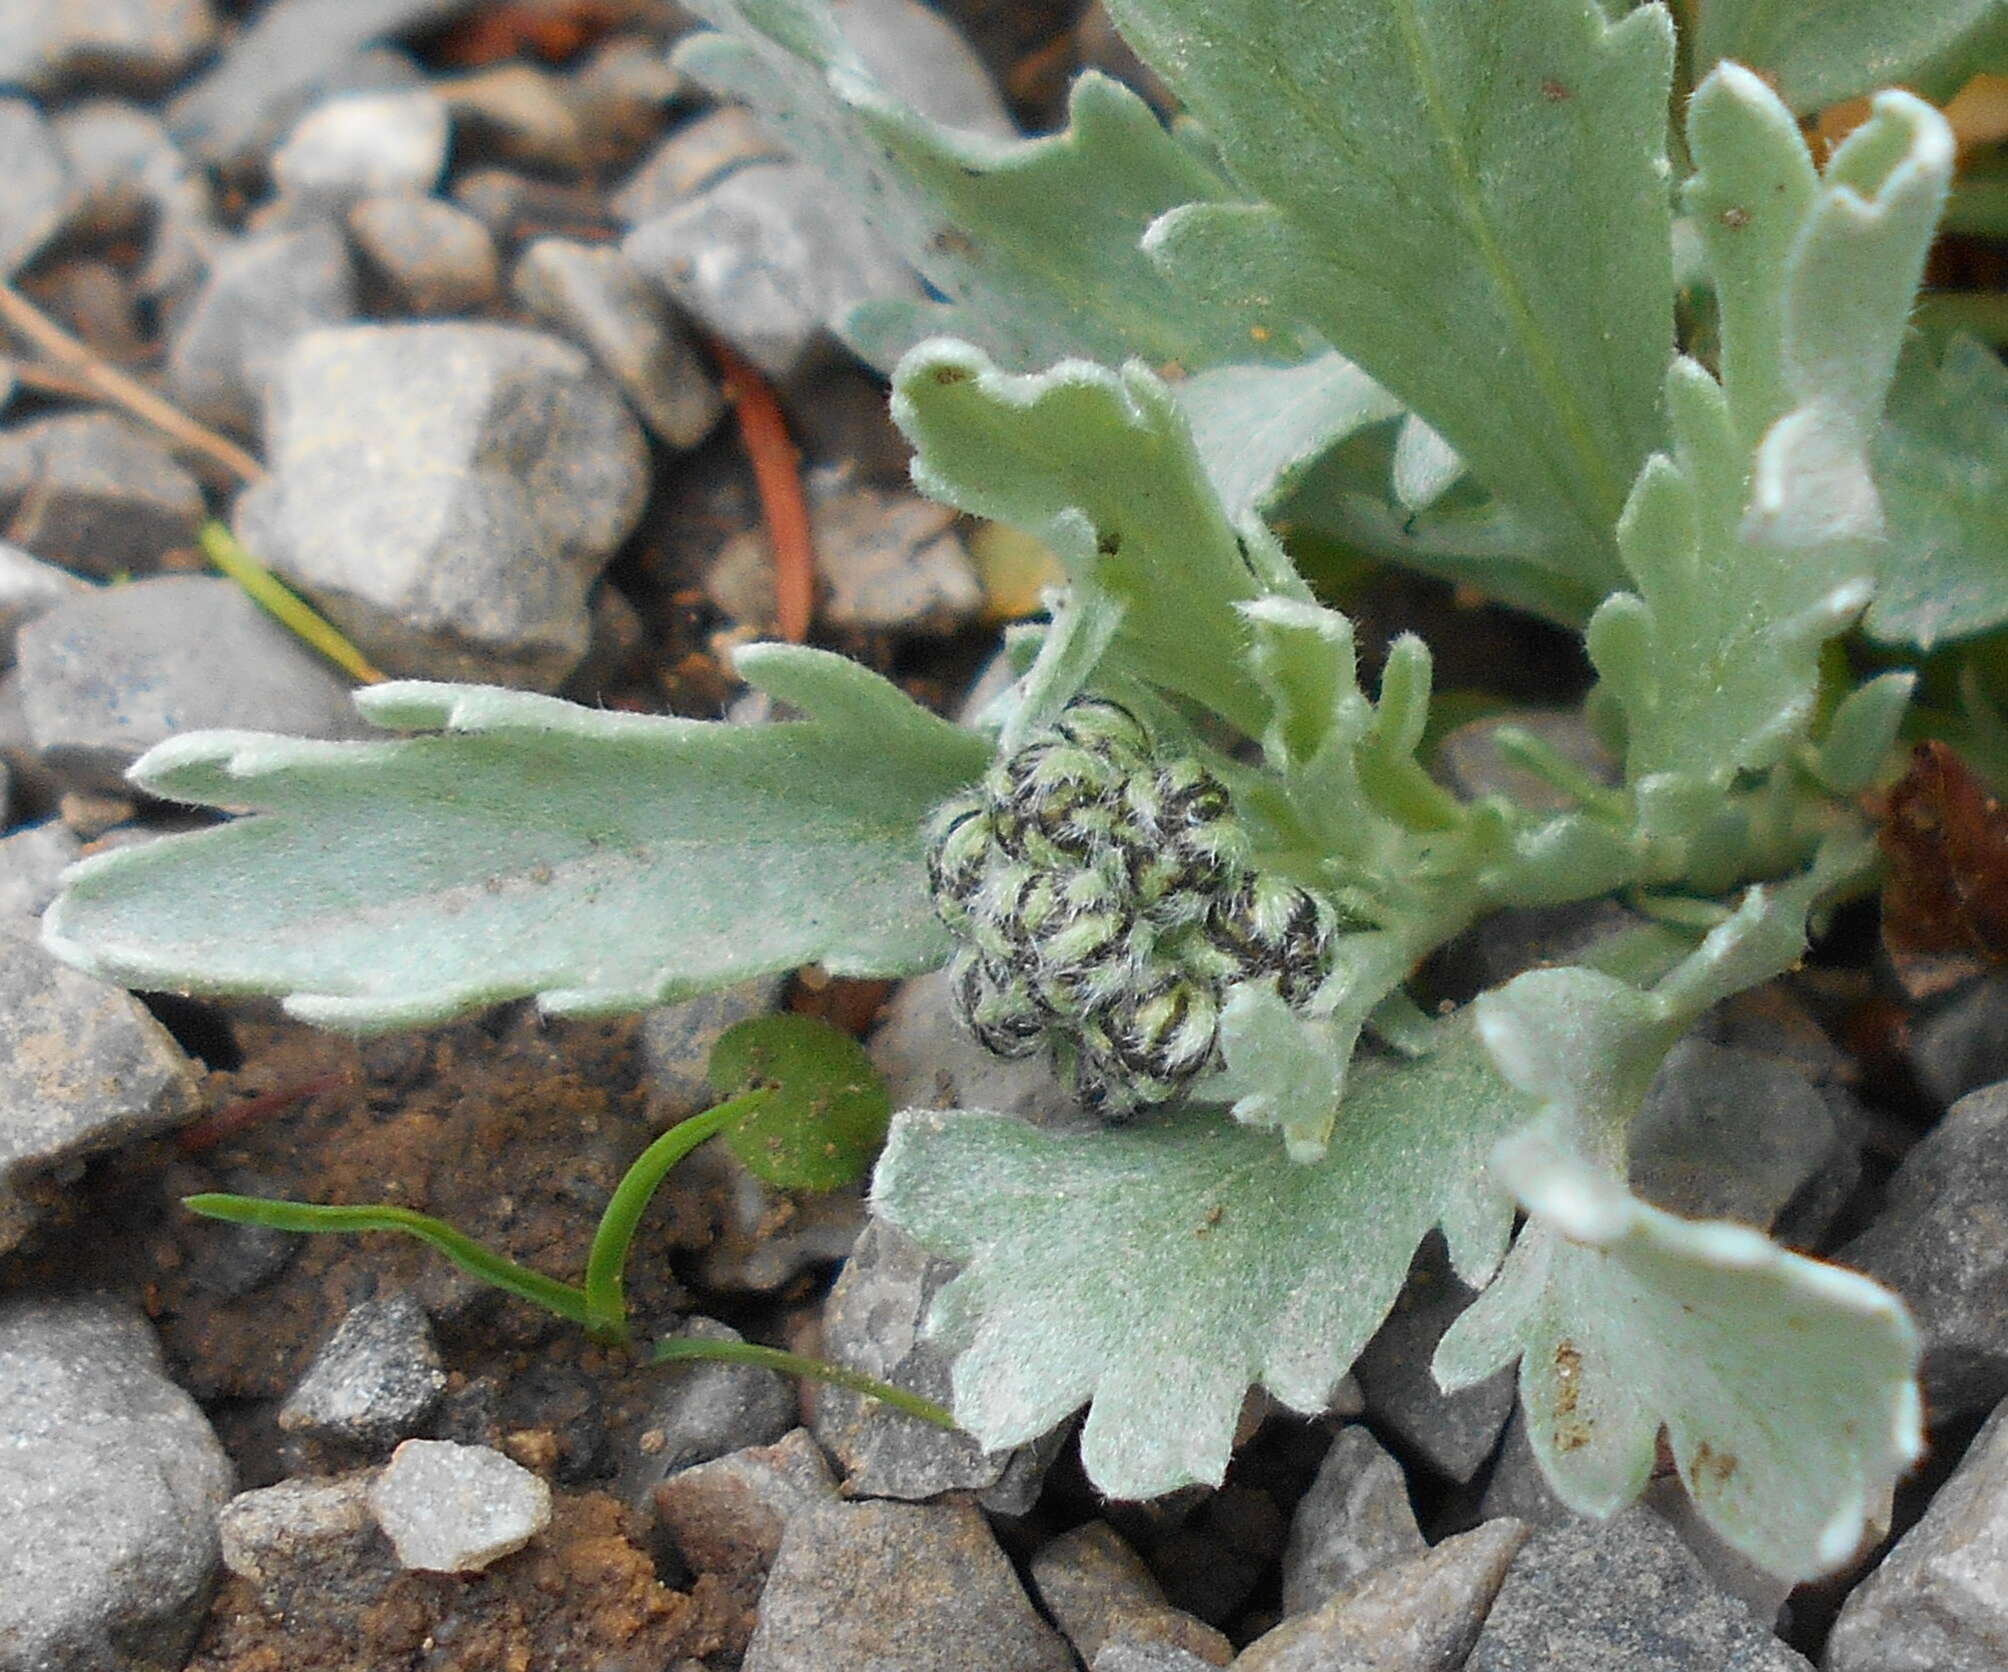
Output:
[706, 1014, 892, 1191]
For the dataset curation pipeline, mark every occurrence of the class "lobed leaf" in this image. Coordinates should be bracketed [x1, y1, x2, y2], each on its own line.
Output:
[43, 647, 987, 1029]
[675, 0, 1275, 373]
[1121, 0, 1676, 578]
[1685, 0, 2007, 114]
[873, 1018, 1526, 1499]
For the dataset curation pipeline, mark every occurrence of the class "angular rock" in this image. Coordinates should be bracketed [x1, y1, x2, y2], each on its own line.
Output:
[0, 1293, 233, 1671]
[1827, 1395, 2008, 1671]
[0, 412, 204, 576]
[651, 1426, 839, 1591]
[609, 105, 791, 226]
[814, 1218, 1065, 1513]
[868, 963, 1092, 1129]
[278, 1291, 448, 1450]
[1629, 1038, 1848, 1232]
[1029, 1520, 1233, 1667]
[1092, 1649, 1221, 1672]
[1463, 1508, 1810, 1671]
[1351, 1234, 1516, 1484]
[567, 34, 683, 169]
[513, 238, 723, 448]
[624, 158, 920, 380]
[439, 61, 586, 171]
[618, 1316, 797, 1507]
[163, 219, 358, 434]
[235, 321, 649, 688]
[1238, 1518, 1530, 1672]
[744, 1496, 1075, 1672]
[0, 919, 200, 1250]
[218, 1471, 392, 1619]
[1838, 1079, 2008, 1418]
[1908, 969, 2008, 1108]
[830, 0, 1015, 138]
[346, 191, 500, 315]
[0, 539, 89, 656]
[0, 0, 218, 97]
[15, 573, 368, 792]
[270, 87, 447, 210]
[0, 97, 73, 278]
[708, 469, 983, 635]
[1280, 1425, 1427, 1617]
[368, 1439, 552, 1573]
[0, 817, 81, 917]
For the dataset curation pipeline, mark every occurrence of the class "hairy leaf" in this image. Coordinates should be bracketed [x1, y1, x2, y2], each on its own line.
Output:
[873, 1018, 1525, 1498]
[675, 0, 1272, 372]
[893, 341, 1302, 736]
[1864, 334, 2008, 650]
[43, 648, 986, 1028]
[1686, 0, 2008, 114]
[1434, 1135, 1921, 1580]
[1123, 0, 1676, 576]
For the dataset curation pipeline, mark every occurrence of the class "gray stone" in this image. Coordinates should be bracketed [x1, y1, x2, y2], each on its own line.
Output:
[743, 1496, 1075, 1672]
[439, 62, 587, 172]
[1237, 1518, 1530, 1672]
[15, 574, 368, 793]
[708, 468, 983, 635]
[650, 1426, 839, 1589]
[0, 919, 199, 1250]
[830, 0, 1015, 138]
[1908, 969, 2008, 1108]
[1828, 1395, 2008, 1671]
[217, 1471, 395, 1621]
[0, 98, 73, 278]
[346, 191, 500, 315]
[1457, 896, 1643, 992]
[367, 1438, 551, 1572]
[278, 1291, 448, 1449]
[1838, 1079, 2008, 1418]
[1280, 1425, 1426, 1617]
[1351, 1234, 1516, 1483]
[1029, 1520, 1234, 1667]
[1629, 1038, 1846, 1230]
[609, 105, 791, 227]
[1477, 1404, 1569, 1527]
[0, 1293, 233, 1672]
[0, 0, 217, 96]
[567, 34, 685, 170]
[624, 158, 921, 381]
[270, 88, 448, 210]
[0, 818, 80, 917]
[52, 100, 188, 245]
[1463, 1508, 1810, 1671]
[0, 412, 204, 576]
[0, 540, 88, 657]
[688, 1141, 871, 1294]
[1094, 1648, 1220, 1672]
[814, 1218, 1065, 1513]
[619, 1316, 796, 1507]
[1435, 708, 1617, 813]
[639, 976, 788, 1118]
[513, 238, 723, 448]
[235, 321, 649, 689]
[166, 0, 466, 166]
[869, 963, 1092, 1129]
[163, 219, 358, 435]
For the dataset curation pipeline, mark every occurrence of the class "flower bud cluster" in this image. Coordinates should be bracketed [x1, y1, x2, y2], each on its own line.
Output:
[926, 698, 1339, 1118]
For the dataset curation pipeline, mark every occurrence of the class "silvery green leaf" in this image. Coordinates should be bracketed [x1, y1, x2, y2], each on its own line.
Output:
[1122, 0, 1675, 576]
[892, 340, 1301, 736]
[873, 1016, 1525, 1498]
[42, 647, 986, 1029]
[1686, 0, 2007, 114]
[1812, 672, 1917, 796]
[1391, 415, 1465, 513]
[1864, 334, 2008, 650]
[1433, 1132, 1922, 1581]
[676, 0, 1270, 372]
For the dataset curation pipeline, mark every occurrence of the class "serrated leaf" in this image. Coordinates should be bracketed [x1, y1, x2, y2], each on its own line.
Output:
[1686, 0, 2008, 114]
[873, 1018, 1525, 1498]
[1864, 334, 2008, 650]
[1120, 0, 1675, 576]
[42, 647, 987, 1029]
[892, 341, 1302, 736]
[1433, 1133, 1922, 1581]
[675, 0, 1275, 373]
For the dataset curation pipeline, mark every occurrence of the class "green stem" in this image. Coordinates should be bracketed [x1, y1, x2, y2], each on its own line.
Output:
[183, 1195, 596, 1328]
[198, 522, 385, 684]
[582, 1089, 773, 1339]
[648, 1335, 960, 1430]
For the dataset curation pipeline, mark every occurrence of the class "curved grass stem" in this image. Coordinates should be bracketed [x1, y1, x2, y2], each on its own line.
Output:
[648, 1335, 960, 1430]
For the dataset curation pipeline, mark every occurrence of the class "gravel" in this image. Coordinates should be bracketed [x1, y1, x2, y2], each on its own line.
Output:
[617, 1316, 797, 1507]
[1028, 1520, 1233, 1667]
[0, 542, 88, 658]
[367, 1439, 552, 1573]
[0, 97, 75, 277]
[0, 0, 219, 97]
[269, 87, 448, 210]
[276, 1291, 448, 1451]
[346, 191, 501, 314]
[1278, 1424, 1427, 1617]
[650, 1426, 840, 1595]
[0, 411, 204, 576]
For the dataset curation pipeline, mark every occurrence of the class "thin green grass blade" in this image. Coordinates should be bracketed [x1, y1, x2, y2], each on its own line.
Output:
[647, 1335, 959, 1430]
[199, 521, 385, 685]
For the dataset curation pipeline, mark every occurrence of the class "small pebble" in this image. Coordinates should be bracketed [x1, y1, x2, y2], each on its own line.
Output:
[439, 61, 586, 171]
[368, 1438, 552, 1573]
[278, 1291, 448, 1450]
[0, 411, 204, 577]
[0, 539, 89, 657]
[52, 99, 188, 244]
[651, 1426, 839, 1592]
[0, 0, 219, 97]
[618, 1316, 796, 1507]
[347, 191, 501, 314]
[1279, 1425, 1426, 1617]
[608, 105, 790, 226]
[1907, 968, 2008, 1107]
[270, 87, 448, 209]
[0, 97, 74, 278]
[218, 1471, 390, 1619]
[0, 817, 80, 917]
[1029, 1520, 1233, 1667]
